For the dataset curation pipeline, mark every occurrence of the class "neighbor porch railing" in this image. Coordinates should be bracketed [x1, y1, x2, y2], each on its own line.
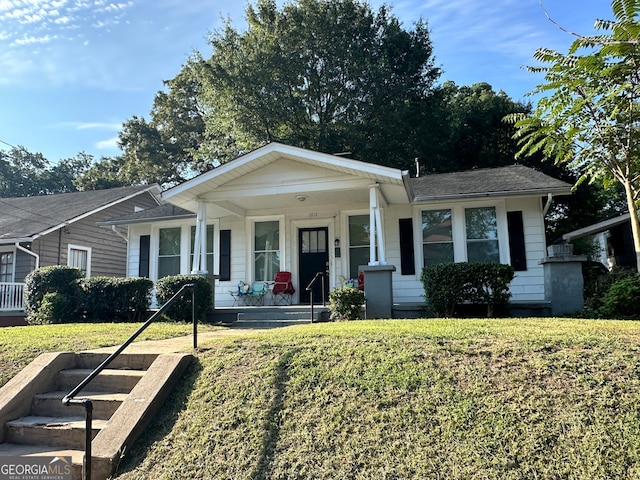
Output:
[0, 282, 25, 311]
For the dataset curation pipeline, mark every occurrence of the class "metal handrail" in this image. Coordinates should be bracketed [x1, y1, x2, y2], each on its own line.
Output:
[305, 272, 325, 323]
[62, 283, 196, 480]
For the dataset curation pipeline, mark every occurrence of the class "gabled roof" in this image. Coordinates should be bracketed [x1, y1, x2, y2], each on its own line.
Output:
[409, 165, 572, 202]
[0, 185, 161, 243]
[162, 142, 411, 215]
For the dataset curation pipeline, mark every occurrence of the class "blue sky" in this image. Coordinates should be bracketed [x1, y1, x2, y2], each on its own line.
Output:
[0, 0, 613, 163]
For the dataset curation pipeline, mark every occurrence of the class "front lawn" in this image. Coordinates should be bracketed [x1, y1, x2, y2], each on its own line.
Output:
[111, 318, 640, 479]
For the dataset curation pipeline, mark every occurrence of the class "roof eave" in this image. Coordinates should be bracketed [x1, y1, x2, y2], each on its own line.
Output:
[97, 212, 197, 226]
[413, 187, 573, 203]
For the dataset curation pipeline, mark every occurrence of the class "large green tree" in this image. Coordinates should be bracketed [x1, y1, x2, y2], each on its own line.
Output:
[511, 0, 640, 270]
[193, 0, 440, 167]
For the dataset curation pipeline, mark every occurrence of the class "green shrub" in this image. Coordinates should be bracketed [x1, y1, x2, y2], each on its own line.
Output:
[155, 275, 213, 322]
[29, 292, 74, 325]
[421, 262, 515, 318]
[80, 277, 153, 322]
[24, 266, 84, 324]
[598, 274, 640, 319]
[584, 266, 635, 314]
[328, 285, 365, 321]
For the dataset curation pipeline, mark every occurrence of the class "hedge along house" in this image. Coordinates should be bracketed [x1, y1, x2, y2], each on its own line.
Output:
[105, 143, 573, 316]
[0, 185, 162, 321]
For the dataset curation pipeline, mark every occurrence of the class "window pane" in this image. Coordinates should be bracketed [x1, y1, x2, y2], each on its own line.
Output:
[422, 210, 452, 242]
[0, 253, 13, 282]
[465, 207, 497, 240]
[301, 231, 310, 254]
[467, 240, 500, 263]
[422, 209, 453, 266]
[159, 228, 181, 255]
[423, 243, 454, 267]
[159, 227, 181, 278]
[317, 229, 326, 253]
[255, 221, 279, 251]
[158, 257, 181, 278]
[349, 215, 370, 246]
[254, 251, 280, 282]
[349, 246, 369, 279]
[466, 207, 499, 263]
[255, 221, 280, 281]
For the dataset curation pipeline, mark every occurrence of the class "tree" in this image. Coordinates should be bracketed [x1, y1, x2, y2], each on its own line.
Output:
[192, 0, 440, 167]
[511, 0, 640, 270]
[419, 82, 533, 173]
[116, 66, 208, 187]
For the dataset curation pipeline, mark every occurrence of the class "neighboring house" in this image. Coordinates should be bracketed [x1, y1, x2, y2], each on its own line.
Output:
[563, 213, 638, 271]
[0, 185, 162, 313]
[103, 143, 572, 311]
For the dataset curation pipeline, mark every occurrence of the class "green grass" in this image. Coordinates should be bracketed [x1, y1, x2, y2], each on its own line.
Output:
[107, 318, 640, 480]
[0, 322, 220, 388]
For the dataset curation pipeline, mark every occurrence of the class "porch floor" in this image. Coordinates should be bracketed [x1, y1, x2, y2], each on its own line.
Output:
[210, 305, 330, 328]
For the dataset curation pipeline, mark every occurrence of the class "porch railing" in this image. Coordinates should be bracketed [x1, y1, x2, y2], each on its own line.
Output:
[0, 282, 25, 311]
[305, 272, 326, 323]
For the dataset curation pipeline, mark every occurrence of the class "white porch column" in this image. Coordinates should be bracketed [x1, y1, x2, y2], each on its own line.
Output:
[368, 184, 387, 266]
[191, 200, 208, 274]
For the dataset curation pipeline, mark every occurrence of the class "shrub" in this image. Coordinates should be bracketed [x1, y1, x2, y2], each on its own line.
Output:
[80, 277, 153, 322]
[598, 274, 640, 319]
[24, 266, 84, 324]
[29, 292, 74, 325]
[155, 275, 213, 322]
[328, 285, 365, 321]
[421, 262, 515, 317]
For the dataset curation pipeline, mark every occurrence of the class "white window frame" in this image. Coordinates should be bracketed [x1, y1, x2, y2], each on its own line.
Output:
[150, 220, 221, 281]
[343, 210, 372, 280]
[247, 215, 285, 283]
[414, 200, 510, 269]
[67, 244, 92, 277]
[0, 249, 16, 283]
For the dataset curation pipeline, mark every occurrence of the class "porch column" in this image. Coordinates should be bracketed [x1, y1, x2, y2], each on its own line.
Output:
[191, 200, 208, 275]
[369, 184, 386, 265]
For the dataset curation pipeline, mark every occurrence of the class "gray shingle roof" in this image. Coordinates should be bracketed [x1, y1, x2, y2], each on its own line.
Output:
[409, 165, 572, 201]
[0, 185, 158, 241]
[99, 204, 195, 225]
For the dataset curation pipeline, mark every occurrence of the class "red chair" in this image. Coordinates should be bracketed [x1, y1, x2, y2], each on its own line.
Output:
[357, 271, 365, 291]
[272, 271, 295, 305]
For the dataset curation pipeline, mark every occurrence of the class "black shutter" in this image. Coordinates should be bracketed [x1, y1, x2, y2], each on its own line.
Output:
[507, 211, 527, 271]
[219, 230, 231, 281]
[139, 235, 150, 278]
[399, 218, 416, 275]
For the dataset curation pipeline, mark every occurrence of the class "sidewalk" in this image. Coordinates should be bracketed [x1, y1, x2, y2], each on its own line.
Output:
[85, 326, 263, 355]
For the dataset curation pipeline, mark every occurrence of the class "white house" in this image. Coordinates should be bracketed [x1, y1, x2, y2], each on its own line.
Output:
[104, 143, 573, 311]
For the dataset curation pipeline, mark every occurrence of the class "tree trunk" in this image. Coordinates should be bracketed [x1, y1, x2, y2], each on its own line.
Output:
[623, 180, 640, 272]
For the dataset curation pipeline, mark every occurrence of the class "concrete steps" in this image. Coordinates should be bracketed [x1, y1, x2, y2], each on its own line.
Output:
[0, 351, 192, 479]
[213, 305, 330, 328]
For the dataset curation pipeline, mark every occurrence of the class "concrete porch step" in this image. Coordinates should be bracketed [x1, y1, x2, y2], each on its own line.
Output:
[56, 368, 146, 393]
[33, 391, 128, 419]
[6, 415, 108, 450]
[0, 351, 193, 479]
[213, 306, 329, 326]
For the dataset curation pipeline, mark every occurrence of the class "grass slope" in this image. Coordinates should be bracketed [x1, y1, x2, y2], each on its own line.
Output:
[0, 322, 219, 388]
[113, 319, 640, 480]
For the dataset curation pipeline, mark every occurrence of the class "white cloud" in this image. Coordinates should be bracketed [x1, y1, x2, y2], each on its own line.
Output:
[96, 135, 118, 150]
[12, 33, 52, 44]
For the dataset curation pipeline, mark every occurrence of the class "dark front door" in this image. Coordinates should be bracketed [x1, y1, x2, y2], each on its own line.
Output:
[299, 227, 329, 304]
